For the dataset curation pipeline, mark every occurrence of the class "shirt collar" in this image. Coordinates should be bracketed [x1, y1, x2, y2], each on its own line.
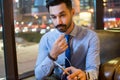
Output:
[69, 25, 78, 37]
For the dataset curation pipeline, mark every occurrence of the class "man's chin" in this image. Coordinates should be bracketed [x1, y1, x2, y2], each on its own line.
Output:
[57, 29, 66, 33]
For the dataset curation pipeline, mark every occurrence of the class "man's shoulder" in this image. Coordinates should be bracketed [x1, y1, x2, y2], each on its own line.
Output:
[77, 26, 98, 37]
[81, 26, 97, 34]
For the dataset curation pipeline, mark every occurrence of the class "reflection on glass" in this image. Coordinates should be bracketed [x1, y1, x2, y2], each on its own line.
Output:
[0, 4, 6, 79]
[104, 0, 120, 30]
[13, 0, 39, 79]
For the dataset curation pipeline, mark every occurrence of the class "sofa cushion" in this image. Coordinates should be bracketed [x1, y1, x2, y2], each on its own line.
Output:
[114, 62, 120, 80]
[99, 57, 120, 80]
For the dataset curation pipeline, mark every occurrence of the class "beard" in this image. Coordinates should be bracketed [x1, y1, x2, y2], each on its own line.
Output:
[55, 20, 72, 33]
[55, 24, 68, 32]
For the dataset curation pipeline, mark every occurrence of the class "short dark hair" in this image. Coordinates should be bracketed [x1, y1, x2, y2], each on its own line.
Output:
[46, 0, 72, 11]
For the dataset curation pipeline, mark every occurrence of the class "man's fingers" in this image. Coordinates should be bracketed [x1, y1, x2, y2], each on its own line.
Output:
[56, 34, 65, 43]
[58, 38, 67, 46]
[60, 43, 68, 51]
[69, 70, 86, 80]
[64, 67, 73, 73]
[69, 71, 80, 79]
[55, 34, 68, 51]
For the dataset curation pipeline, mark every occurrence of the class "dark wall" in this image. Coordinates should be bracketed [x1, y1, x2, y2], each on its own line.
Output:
[95, 30, 120, 64]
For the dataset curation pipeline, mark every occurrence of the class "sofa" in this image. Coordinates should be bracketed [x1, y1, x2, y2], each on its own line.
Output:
[19, 30, 120, 80]
[96, 30, 120, 80]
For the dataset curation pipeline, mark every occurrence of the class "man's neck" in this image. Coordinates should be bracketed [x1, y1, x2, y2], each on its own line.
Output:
[66, 22, 74, 35]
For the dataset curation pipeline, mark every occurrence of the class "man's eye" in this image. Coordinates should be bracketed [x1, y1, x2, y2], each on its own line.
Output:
[60, 14, 66, 17]
[51, 16, 56, 19]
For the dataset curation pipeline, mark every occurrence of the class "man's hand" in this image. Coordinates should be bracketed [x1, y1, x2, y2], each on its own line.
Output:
[50, 34, 68, 59]
[64, 66, 86, 80]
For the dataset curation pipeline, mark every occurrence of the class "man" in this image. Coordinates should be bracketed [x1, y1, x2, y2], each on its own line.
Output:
[35, 0, 100, 80]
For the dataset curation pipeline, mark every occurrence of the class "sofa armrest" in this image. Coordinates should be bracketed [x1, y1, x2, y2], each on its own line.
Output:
[114, 63, 120, 80]
[99, 57, 120, 80]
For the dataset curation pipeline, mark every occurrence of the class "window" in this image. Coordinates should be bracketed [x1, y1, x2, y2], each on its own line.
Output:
[0, 4, 5, 79]
[104, 0, 120, 30]
[0, 0, 105, 79]
[13, 0, 39, 79]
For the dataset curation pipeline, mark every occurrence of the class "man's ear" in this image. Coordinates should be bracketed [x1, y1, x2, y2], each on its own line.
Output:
[71, 8, 75, 15]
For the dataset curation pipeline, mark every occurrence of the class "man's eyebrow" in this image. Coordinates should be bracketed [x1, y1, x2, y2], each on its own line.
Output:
[59, 11, 66, 14]
[50, 11, 66, 16]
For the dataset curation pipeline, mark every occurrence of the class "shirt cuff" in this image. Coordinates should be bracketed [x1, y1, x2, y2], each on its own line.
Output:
[85, 70, 98, 80]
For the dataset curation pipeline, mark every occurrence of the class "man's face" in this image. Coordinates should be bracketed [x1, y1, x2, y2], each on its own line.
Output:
[49, 3, 74, 33]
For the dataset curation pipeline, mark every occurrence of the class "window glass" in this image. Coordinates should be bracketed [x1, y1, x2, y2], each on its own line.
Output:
[13, 0, 39, 79]
[103, 0, 120, 30]
[74, 0, 94, 29]
[0, 4, 6, 79]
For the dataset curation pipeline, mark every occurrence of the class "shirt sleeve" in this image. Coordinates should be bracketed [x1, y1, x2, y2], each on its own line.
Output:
[86, 32, 100, 80]
[34, 35, 55, 80]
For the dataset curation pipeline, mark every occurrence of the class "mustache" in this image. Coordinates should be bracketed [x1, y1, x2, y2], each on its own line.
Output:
[55, 24, 67, 28]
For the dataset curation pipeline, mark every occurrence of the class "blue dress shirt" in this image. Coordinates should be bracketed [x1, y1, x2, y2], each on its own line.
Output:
[35, 25, 100, 80]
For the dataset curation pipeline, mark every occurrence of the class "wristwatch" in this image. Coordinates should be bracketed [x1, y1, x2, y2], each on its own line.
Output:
[86, 72, 90, 80]
[48, 54, 57, 61]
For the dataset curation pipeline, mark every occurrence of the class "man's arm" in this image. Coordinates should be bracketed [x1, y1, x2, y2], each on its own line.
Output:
[86, 32, 100, 80]
[35, 34, 68, 79]
[34, 35, 55, 80]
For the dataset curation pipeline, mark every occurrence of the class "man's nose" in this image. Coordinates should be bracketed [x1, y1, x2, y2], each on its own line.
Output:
[57, 17, 62, 24]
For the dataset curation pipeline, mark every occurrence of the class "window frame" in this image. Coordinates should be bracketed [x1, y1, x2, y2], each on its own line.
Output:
[0, 0, 18, 79]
